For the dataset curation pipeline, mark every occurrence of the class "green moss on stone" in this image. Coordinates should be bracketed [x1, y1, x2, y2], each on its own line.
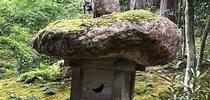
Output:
[41, 10, 156, 34]
[44, 19, 89, 33]
[113, 10, 156, 22]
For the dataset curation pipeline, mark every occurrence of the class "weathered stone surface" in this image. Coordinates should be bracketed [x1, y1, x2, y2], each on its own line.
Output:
[93, 0, 120, 17]
[33, 10, 182, 66]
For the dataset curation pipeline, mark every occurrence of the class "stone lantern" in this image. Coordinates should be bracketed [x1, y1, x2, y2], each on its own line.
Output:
[33, 10, 182, 100]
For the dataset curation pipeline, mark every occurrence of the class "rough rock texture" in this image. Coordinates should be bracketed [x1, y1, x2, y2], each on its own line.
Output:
[93, 0, 120, 17]
[33, 10, 182, 66]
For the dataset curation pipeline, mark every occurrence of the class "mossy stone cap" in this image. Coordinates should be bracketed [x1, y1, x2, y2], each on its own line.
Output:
[33, 10, 182, 66]
[38, 10, 156, 33]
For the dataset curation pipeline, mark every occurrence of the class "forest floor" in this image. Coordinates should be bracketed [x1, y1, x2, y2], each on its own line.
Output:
[0, 66, 180, 100]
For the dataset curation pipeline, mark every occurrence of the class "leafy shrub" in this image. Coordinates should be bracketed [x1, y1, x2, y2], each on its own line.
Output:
[0, 12, 6, 34]
[0, 26, 38, 72]
[18, 63, 62, 83]
[195, 0, 210, 37]
[0, 0, 83, 33]
[4, 69, 17, 77]
[120, 0, 130, 11]
[9, 26, 32, 43]
[154, 69, 210, 100]
[0, 0, 84, 75]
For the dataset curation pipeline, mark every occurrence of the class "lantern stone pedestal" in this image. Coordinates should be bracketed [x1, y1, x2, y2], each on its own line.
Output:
[66, 58, 142, 100]
[33, 10, 182, 100]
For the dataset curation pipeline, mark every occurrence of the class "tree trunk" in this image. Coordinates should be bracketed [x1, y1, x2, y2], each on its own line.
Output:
[182, 29, 186, 59]
[130, 0, 147, 10]
[160, 0, 177, 23]
[184, 0, 196, 88]
[177, 0, 183, 28]
[93, 0, 120, 17]
[160, 0, 167, 15]
[178, 0, 186, 58]
[151, 0, 159, 7]
[196, 17, 210, 71]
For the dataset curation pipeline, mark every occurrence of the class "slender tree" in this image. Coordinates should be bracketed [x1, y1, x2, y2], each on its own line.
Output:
[178, 0, 186, 58]
[196, 16, 210, 70]
[130, 0, 147, 10]
[177, 0, 185, 28]
[184, 0, 196, 88]
[160, 0, 177, 23]
[93, 0, 120, 17]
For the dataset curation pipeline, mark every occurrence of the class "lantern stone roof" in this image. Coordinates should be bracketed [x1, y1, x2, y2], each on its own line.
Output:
[33, 10, 182, 66]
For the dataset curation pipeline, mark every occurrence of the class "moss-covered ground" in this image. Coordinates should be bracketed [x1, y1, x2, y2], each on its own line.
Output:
[0, 78, 70, 100]
[134, 69, 169, 100]
[0, 66, 169, 100]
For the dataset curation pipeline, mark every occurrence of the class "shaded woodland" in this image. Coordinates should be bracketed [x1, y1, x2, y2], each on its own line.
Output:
[0, 0, 210, 100]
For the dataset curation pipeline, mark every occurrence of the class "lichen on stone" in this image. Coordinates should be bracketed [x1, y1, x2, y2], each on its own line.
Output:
[39, 10, 156, 34]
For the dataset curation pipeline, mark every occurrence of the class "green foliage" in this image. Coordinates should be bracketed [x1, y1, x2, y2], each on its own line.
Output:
[0, 0, 80, 76]
[9, 26, 32, 43]
[154, 69, 210, 100]
[0, 0, 60, 32]
[120, 0, 129, 11]
[0, 26, 38, 72]
[0, 12, 10, 34]
[0, 0, 83, 33]
[18, 63, 62, 83]
[195, 0, 210, 37]
[4, 69, 17, 77]
[55, 0, 84, 18]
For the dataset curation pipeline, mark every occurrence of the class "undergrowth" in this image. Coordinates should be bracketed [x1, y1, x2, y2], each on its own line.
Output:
[18, 63, 62, 84]
[0, 26, 38, 73]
